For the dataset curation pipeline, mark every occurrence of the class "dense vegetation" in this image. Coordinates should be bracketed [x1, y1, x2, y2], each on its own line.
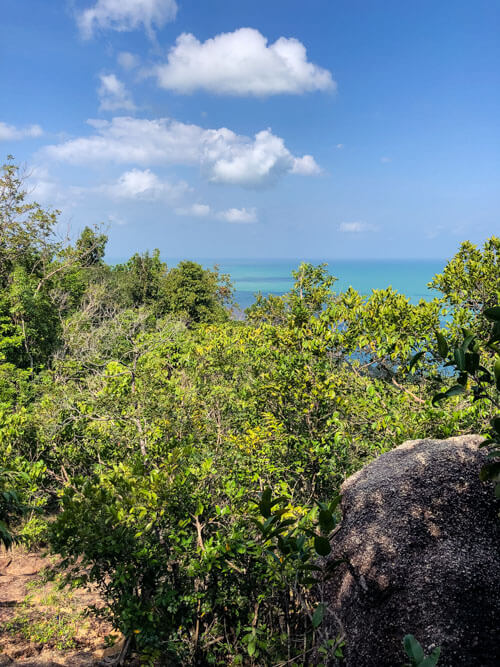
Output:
[1, 157, 499, 664]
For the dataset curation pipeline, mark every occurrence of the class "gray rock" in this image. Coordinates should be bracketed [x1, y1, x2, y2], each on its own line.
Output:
[325, 435, 500, 666]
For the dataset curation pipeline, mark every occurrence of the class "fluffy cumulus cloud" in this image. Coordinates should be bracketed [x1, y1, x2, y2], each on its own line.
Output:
[0, 121, 43, 141]
[338, 222, 378, 233]
[78, 0, 178, 39]
[98, 74, 136, 111]
[45, 117, 320, 188]
[154, 28, 335, 96]
[102, 168, 188, 200]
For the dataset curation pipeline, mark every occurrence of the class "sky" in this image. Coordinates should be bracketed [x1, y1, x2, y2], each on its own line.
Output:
[1, 0, 499, 260]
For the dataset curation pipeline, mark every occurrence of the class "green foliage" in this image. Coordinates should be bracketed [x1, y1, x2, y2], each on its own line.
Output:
[429, 236, 500, 341]
[50, 469, 343, 664]
[75, 225, 107, 266]
[427, 306, 500, 495]
[0, 467, 28, 549]
[0, 156, 60, 286]
[403, 634, 441, 666]
[159, 260, 233, 323]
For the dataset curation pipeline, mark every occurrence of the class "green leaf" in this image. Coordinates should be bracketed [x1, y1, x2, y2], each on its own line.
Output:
[328, 495, 341, 513]
[454, 348, 466, 371]
[259, 488, 272, 518]
[488, 321, 500, 344]
[314, 535, 331, 556]
[479, 461, 500, 482]
[461, 334, 475, 352]
[403, 634, 424, 663]
[318, 509, 336, 534]
[491, 416, 500, 435]
[312, 603, 325, 628]
[409, 350, 425, 370]
[494, 358, 500, 391]
[432, 384, 466, 405]
[247, 640, 256, 657]
[484, 305, 500, 322]
[420, 647, 441, 666]
[465, 352, 479, 374]
[436, 332, 448, 358]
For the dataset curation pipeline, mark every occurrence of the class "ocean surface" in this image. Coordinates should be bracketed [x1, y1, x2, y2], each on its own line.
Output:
[108, 257, 446, 311]
[169, 258, 447, 311]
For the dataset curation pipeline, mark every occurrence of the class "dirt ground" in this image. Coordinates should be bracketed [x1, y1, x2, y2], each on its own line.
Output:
[0, 548, 138, 666]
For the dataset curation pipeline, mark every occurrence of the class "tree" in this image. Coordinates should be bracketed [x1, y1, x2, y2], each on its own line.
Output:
[0, 156, 59, 287]
[75, 226, 108, 267]
[158, 260, 233, 324]
[429, 236, 500, 339]
[113, 249, 166, 308]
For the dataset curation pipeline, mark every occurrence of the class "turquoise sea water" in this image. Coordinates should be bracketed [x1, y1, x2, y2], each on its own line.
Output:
[108, 257, 447, 311]
[191, 259, 447, 310]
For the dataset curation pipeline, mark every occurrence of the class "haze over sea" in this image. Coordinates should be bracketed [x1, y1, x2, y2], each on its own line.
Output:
[110, 258, 446, 311]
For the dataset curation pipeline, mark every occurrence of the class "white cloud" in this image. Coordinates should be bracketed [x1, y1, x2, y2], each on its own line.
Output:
[78, 0, 177, 39]
[153, 28, 335, 96]
[336, 143, 344, 149]
[117, 51, 139, 70]
[338, 222, 378, 233]
[291, 155, 321, 175]
[98, 74, 136, 111]
[175, 203, 211, 217]
[45, 117, 320, 188]
[102, 168, 188, 200]
[217, 207, 257, 223]
[175, 203, 257, 223]
[0, 122, 43, 141]
[380, 156, 392, 163]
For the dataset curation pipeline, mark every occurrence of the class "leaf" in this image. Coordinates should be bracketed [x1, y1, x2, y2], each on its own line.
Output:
[259, 488, 272, 518]
[409, 350, 425, 371]
[484, 305, 500, 322]
[461, 334, 475, 352]
[488, 321, 500, 344]
[479, 461, 500, 482]
[403, 634, 424, 663]
[465, 352, 479, 374]
[328, 495, 341, 513]
[420, 647, 441, 666]
[314, 535, 331, 556]
[432, 384, 465, 405]
[494, 358, 500, 391]
[491, 416, 500, 435]
[318, 509, 336, 534]
[454, 348, 465, 371]
[436, 332, 448, 358]
[312, 603, 325, 628]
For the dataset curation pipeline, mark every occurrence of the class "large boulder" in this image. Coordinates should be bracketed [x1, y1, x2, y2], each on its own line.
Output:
[325, 435, 499, 666]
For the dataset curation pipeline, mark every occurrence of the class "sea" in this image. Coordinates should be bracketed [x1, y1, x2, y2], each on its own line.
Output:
[180, 259, 446, 311]
[108, 257, 447, 312]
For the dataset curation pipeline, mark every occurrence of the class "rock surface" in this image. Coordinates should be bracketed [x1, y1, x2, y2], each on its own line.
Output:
[325, 435, 500, 666]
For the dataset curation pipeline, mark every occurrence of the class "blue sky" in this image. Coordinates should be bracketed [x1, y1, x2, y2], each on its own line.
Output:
[1, 0, 499, 259]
